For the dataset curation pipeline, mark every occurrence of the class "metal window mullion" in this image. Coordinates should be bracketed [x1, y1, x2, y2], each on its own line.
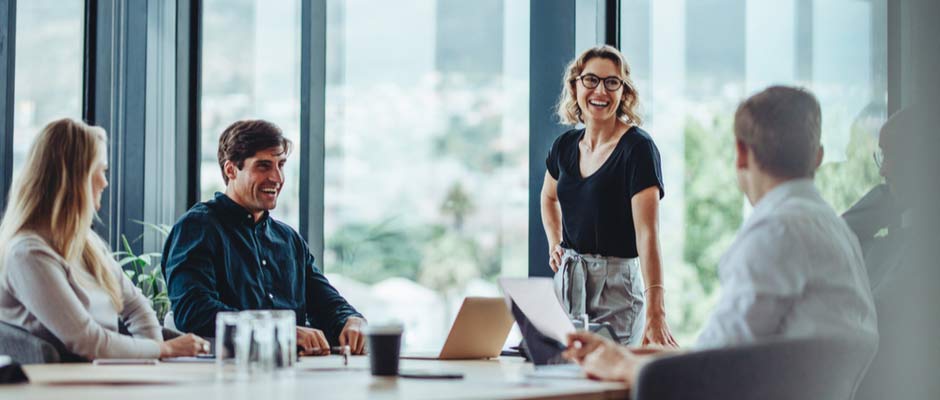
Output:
[123, 1, 149, 254]
[176, 0, 200, 214]
[113, 0, 126, 250]
[142, 0, 180, 252]
[300, 0, 327, 268]
[0, 0, 15, 212]
[87, 0, 114, 240]
[529, 0, 576, 277]
[604, 0, 620, 48]
[86, 0, 148, 254]
[886, 0, 901, 114]
[795, 0, 814, 84]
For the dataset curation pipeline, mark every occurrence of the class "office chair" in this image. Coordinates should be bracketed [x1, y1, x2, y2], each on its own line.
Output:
[632, 337, 876, 400]
[1, 320, 184, 364]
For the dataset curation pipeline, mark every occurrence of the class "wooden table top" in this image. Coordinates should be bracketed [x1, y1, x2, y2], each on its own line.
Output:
[0, 356, 628, 400]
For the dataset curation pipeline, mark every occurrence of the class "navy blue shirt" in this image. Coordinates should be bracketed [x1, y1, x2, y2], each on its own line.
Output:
[546, 127, 665, 258]
[162, 192, 362, 343]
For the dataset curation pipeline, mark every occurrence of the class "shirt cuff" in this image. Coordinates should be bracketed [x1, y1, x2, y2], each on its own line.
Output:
[139, 339, 162, 359]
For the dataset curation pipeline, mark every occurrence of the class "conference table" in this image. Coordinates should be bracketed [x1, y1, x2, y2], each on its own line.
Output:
[1, 355, 629, 399]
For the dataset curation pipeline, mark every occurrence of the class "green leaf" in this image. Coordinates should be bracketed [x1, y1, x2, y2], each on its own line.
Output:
[121, 235, 135, 256]
[135, 253, 160, 267]
[121, 235, 145, 276]
[132, 219, 172, 238]
[117, 256, 141, 268]
[112, 220, 175, 324]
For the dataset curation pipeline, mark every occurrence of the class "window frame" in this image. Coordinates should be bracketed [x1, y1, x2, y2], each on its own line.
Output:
[0, 0, 15, 212]
[0, 0, 915, 272]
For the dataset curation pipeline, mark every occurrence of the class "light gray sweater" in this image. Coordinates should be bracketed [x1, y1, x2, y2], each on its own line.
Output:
[0, 232, 162, 359]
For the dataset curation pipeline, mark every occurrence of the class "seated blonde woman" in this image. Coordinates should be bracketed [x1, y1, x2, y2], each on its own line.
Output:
[0, 118, 209, 360]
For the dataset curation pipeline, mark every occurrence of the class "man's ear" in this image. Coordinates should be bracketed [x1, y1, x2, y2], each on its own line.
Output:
[815, 146, 824, 169]
[735, 139, 749, 170]
[223, 160, 239, 183]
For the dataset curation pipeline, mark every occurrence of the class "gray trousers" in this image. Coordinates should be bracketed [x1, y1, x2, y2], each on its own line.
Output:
[553, 248, 646, 344]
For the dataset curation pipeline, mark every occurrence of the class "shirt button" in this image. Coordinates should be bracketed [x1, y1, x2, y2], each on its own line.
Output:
[261, 260, 267, 266]
[268, 293, 274, 300]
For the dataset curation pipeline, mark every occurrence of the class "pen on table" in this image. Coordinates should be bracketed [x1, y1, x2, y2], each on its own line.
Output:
[330, 345, 351, 365]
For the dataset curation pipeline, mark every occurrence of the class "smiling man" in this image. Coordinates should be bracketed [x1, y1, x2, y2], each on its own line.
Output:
[162, 120, 366, 356]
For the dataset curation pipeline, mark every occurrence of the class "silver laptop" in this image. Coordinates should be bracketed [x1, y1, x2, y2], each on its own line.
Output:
[401, 297, 514, 360]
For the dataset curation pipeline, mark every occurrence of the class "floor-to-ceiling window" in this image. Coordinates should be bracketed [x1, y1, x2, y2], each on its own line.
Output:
[620, 0, 887, 344]
[200, 0, 302, 228]
[12, 0, 84, 176]
[323, 0, 530, 350]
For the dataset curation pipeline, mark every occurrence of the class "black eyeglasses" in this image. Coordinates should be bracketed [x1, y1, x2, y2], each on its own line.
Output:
[572, 74, 625, 92]
[873, 149, 884, 169]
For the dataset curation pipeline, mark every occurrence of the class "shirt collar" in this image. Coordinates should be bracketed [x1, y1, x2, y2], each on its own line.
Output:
[213, 192, 270, 226]
[747, 178, 820, 223]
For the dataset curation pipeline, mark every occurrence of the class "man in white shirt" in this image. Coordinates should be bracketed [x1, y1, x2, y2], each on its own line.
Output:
[563, 86, 878, 385]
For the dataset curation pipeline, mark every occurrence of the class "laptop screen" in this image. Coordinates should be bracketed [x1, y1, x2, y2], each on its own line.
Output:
[510, 301, 572, 366]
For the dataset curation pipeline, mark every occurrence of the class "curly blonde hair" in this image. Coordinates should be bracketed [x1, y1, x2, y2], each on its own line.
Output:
[555, 45, 642, 126]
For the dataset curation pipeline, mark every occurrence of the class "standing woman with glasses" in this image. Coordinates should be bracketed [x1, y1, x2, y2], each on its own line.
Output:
[0, 118, 209, 360]
[541, 45, 677, 346]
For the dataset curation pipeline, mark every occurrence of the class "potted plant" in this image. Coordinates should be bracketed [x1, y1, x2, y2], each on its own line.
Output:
[114, 221, 171, 323]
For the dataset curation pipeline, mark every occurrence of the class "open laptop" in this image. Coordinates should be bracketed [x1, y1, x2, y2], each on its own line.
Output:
[401, 297, 514, 360]
[509, 301, 585, 378]
[498, 278, 586, 378]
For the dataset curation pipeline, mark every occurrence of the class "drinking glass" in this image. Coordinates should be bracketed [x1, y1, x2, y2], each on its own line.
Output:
[272, 310, 297, 369]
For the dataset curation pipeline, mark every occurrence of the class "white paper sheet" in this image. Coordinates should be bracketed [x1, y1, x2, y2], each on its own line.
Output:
[498, 277, 575, 344]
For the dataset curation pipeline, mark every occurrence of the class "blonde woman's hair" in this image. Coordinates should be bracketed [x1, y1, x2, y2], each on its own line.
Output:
[0, 118, 122, 310]
[556, 45, 643, 126]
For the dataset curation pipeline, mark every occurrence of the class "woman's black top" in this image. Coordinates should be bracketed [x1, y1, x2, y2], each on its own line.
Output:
[546, 127, 665, 258]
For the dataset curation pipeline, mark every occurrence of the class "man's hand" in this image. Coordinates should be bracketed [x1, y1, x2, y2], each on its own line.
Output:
[563, 331, 638, 385]
[338, 317, 367, 355]
[296, 327, 330, 356]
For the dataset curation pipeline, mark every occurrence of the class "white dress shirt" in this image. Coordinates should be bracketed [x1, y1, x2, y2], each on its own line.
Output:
[697, 179, 878, 348]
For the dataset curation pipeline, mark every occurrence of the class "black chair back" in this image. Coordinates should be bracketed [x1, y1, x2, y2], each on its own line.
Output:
[0, 321, 60, 364]
[633, 337, 876, 400]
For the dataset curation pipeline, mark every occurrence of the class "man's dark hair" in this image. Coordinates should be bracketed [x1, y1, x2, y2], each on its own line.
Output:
[217, 120, 292, 184]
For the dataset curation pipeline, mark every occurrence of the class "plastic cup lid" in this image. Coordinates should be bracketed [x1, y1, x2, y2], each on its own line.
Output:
[364, 322, 404, 335]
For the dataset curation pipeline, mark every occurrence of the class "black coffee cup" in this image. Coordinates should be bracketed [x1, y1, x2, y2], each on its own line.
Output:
[366, 324, 403, 376]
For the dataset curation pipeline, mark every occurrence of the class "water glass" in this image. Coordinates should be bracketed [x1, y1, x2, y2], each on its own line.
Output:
[216, 312, 243, 361]
[242, 311, 276, 375]
[216, 310, 297, 380]
[272, 310, 297, 368]
[215, 311, 244, 379]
